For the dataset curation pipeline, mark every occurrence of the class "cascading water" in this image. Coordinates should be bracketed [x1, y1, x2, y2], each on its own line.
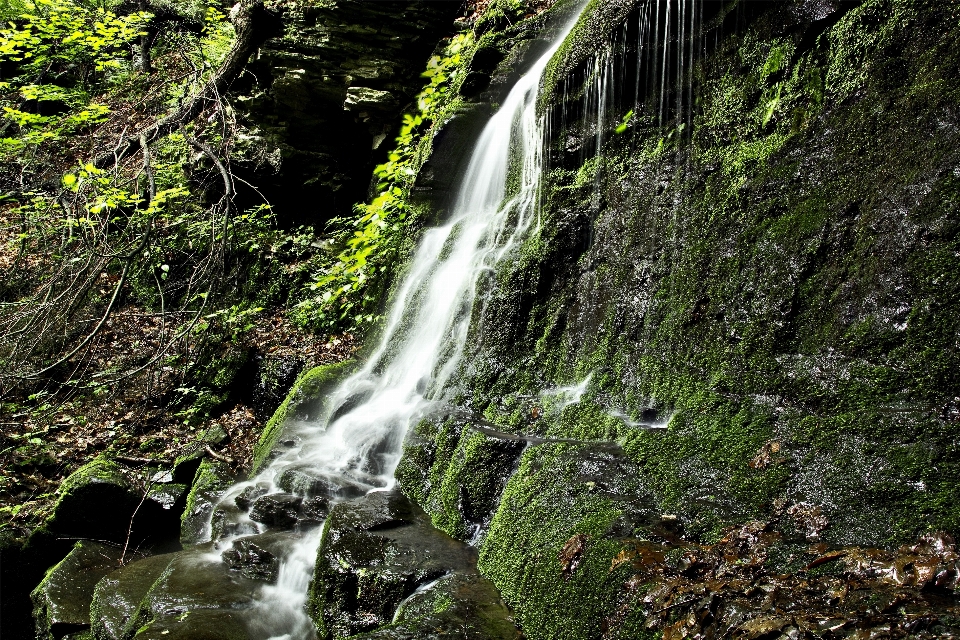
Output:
[199, 4, 589, 639]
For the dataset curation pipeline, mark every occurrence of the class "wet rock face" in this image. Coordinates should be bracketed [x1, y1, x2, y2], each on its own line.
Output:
[31, 541, 125, 640]
[235, 0, 462, 225]
[396, 417, 526, 542]
[91, 553, 174, 640]
[180, 460, 234, 545]
[310, 491, 506, 639]
[221, 539, 280, 582]
[353, 573, 521, 640]
[133, 547, 261, 638]
[249, 492, 303, 528]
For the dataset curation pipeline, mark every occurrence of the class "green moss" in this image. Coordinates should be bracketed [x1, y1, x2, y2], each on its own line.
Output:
[252, 360, 355, 473]
[179, 459, 233, 544]
[396, 417, 524, 542]
[477, 443, 645, 640]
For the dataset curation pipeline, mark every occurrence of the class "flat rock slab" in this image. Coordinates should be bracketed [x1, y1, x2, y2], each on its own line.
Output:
[91, 553, 176, 640]
[144, 547, 260, 616]
[132, 609, 250, 640]
[31, 540, 125, 640]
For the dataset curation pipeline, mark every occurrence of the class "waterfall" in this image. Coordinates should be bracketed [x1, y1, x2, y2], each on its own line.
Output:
[553, 0, 706, 174]
[207, 4, 589, 639]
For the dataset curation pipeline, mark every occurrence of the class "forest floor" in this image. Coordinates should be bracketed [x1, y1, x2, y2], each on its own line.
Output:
[0, 310, 356, 538]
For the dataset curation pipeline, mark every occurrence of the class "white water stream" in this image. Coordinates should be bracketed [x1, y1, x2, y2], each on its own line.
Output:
[210, 5, 588, 639]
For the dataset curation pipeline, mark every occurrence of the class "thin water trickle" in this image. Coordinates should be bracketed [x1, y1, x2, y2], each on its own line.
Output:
[202, 4, 590, 638]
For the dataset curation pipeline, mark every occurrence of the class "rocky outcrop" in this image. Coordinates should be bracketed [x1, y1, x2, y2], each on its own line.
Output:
[234, 0, 463, 224]
[392, 0, 960, 638]
[309, 491, 520, 640]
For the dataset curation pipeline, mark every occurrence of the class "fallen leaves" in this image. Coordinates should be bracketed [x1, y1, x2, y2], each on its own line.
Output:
[602, 522, 960, 640]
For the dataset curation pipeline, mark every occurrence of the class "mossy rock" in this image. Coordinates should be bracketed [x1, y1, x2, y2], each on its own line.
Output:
[131, 610, 250, 640]
[43, 458, 184, 549]
[31, 541, 125, 640]
[351, 573, 521, 640]
[476, 443, 661, 640]
[252, 360, 355, 474]
[396, 417, 524, 542]
[308, 491, 479, 640]
[179, 459, 235, 545]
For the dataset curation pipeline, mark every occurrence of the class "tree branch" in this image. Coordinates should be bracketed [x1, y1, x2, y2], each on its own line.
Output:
[94, 0, 279, 171]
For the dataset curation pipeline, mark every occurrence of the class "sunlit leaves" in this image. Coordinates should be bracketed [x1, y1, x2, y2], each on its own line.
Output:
[300, 31, 476, 332]
[0, 0, 151, 74]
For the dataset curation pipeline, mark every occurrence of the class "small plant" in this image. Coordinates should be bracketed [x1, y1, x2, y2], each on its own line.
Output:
[295, 32, 475, 335]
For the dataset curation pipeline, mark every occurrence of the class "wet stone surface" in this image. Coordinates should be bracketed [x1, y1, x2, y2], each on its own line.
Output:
[352, 572, 521, 640]
[277, 466, 369, 501]
[235, 484, 268, 511]
[91, 553, 175, 640]
[31, 540, 126, 640]
[221, 537, 281, 583]
[310, 491, 508, 639]
[249, 492, 302, 528]
[180, 460, 234, 545]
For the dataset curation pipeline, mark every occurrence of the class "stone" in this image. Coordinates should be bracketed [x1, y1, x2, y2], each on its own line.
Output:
[140, 548, 260, 624]
[221, 539, 279, 583]
[199, 425, 230, 446]
[248, 493, 302, 528]
[276, 466, 368, 500]
[235, 484, 269, 511]
[396, 418, 525, 541]
[31, 541, 125, 640]
[298, 496, 331, 527]
[44, 458, 184, 549]
[309, 491, 479, 639]
[180, 460, 234, 545]
[131, 609, 250, 640]
[146, 483, 188, 511]
[249, 355, 304, 422]
[90, 553, 175, 640]
[235, 1, 462, 225]
[344, 87, 398, 113]
[352, 573, 520, 640]
[252, 361, 355, 474]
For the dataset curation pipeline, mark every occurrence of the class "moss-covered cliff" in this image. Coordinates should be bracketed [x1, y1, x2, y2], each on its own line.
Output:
[396, 0, 960, 637]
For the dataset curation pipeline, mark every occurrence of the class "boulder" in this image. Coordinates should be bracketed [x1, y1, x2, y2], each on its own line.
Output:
[248, 493, 302, 528]
[276, 466, 368, 500]
[131, 609, 249, 640]
[219, 531, 301, 583]
[221, 539, 279, 583]
[90, 553, 175, 640]
[180, 460, 234, 545]
[309, 491, 479, 639]
[44, 459, 182, 548]
[353, 573, 520, 640]
[396, 418, 525, 540]
[343, 87, 398, 113]
[124, 547, 260, 639]
[252, 361, 355, 474]
[31, 541, 125, 640]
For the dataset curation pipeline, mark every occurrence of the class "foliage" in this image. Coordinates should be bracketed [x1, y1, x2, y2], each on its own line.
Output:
[0, 0, 151, 155]
[293, 31, 475, 334]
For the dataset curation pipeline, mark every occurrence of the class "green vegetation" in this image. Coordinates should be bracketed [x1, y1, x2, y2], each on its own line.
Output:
[294, 32, 475, 334]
